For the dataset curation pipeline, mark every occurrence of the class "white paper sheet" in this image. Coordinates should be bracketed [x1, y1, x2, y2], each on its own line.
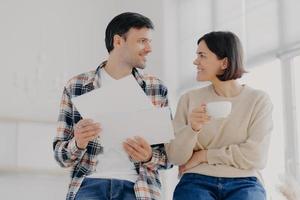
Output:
[97, 107, 174, 147]
[71, 74, 174, 147]
[72, 75, 153, 117]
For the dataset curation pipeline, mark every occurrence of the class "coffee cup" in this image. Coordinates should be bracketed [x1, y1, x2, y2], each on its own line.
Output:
[206, 101, 232, 119]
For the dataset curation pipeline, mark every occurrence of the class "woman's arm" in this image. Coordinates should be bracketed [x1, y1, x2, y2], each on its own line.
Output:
[206, 93, 273, 170]
[165, 94, 201, 165]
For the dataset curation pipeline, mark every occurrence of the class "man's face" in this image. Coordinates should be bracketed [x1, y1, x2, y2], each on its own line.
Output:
[120, 27, 152, 69]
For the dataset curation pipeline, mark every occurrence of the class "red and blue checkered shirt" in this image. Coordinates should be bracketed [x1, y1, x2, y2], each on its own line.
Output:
[53, 62, 172, 200]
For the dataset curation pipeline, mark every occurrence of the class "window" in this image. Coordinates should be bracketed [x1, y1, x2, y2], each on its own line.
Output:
[241, 59, 285, 198]
[293, 56, 300, 173]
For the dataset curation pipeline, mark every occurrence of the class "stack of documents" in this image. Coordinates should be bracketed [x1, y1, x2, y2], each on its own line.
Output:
[72, 75, 174, 148]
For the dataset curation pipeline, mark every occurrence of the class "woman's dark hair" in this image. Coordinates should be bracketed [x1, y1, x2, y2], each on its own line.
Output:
[105, 12, 154, 53]
[197, 31, 247, 81]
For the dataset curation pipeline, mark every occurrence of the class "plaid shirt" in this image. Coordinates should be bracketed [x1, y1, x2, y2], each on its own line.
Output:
[53, 62, 172, 200]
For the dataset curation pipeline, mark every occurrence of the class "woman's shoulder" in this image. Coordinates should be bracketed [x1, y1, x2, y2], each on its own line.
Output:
[181, 85, 211, 97]
[244, 85, 269, 97]
[243, 85, 272, 104]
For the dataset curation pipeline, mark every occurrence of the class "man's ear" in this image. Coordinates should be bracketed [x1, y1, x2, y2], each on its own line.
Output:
[113, 35, 123, 49]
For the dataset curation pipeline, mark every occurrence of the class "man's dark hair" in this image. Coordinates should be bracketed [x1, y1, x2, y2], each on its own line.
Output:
[105, 12, 154, 53]
[197, 31, 247, 81]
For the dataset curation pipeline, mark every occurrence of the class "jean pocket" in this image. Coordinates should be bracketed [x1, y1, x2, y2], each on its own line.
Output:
[244, 177, 265, 190]
[244, 176, 258, 182]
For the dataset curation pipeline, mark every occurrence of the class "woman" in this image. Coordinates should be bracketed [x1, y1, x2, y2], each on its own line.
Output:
[166, 31, 273, 200]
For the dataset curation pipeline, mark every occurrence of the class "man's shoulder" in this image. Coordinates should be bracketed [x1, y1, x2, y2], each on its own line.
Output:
[65, 69, 97, 89]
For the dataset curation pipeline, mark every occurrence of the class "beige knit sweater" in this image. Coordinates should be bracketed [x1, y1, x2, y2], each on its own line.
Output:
[166, 84, 273, 181]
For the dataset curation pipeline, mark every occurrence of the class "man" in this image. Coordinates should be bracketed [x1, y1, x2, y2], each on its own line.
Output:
[53, 12, 171, 200]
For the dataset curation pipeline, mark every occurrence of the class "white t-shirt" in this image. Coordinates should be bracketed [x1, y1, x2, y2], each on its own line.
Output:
[87, 68, 138, 182]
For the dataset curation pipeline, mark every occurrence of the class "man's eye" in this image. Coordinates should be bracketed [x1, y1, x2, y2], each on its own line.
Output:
[139, 39, 150, 44]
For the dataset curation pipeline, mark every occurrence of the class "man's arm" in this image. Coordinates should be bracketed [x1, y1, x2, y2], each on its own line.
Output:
[53, 87, 100, 168]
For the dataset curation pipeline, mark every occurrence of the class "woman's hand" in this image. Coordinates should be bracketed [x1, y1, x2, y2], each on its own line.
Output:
[179, 150, 208, 175]
[189, 103, 211, 132]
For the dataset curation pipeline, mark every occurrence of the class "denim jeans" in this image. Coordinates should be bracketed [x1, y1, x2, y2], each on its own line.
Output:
[173, 173, 266, 200]
[75, 178, 136, 200]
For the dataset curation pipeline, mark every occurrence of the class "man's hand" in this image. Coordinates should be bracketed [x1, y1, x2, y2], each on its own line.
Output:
[123, 136, 152, 163]
[179, 150, 208, 175]
[189, 103, 211, 132]
[74, 119, 101, 149]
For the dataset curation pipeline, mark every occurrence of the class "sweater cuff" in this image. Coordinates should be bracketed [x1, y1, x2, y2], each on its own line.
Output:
[68, 138, 87, 160]
[207, 149, 221, 165]
[180, 125, 200, 141]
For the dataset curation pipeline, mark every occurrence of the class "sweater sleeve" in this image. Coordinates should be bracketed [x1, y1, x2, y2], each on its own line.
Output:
[207, 93, 273, 170]
[165, 93, 199, 165]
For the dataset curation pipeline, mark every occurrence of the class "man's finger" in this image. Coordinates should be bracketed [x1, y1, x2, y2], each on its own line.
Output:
[82, 129, 101, 139]
[125, 139, 148, 155]
[123, 142, 148, 161]
[76, 119, 94, 128]
[79, 123, 101, 133]
[133, 136, 150, 148]
[130, 150, 145, 161]
[123, 143, 139, 159]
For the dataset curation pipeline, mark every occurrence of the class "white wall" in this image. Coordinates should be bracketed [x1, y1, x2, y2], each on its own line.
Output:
[0, 121, 69, 199]
[0, 121, 59, 170]
[0, 0, 166, 123]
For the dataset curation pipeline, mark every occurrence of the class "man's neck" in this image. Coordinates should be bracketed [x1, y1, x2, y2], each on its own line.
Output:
[104, 57, 133, 80]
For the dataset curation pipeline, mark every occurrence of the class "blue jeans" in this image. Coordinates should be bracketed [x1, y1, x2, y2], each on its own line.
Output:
[75, 178, 136, 200]
[173, 173, 266, 200]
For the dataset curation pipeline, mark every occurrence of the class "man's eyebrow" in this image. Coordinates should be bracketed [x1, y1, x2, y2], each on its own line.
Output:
[138, 37, 152, 41]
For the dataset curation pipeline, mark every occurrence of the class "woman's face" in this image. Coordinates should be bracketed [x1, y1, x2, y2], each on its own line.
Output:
[193, 40, 227, 82]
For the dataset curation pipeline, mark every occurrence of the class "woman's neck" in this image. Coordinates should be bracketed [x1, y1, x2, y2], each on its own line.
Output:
[211, 79, 243, 98]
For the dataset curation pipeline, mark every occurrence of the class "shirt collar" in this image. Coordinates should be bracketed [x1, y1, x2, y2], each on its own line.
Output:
[88, 61, 146, 90]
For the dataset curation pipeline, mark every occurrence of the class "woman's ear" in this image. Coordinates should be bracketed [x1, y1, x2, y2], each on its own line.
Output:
[221, 57, 228, 70]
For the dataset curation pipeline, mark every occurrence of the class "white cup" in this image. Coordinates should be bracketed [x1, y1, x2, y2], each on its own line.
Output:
[206, 101, 232, 119]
